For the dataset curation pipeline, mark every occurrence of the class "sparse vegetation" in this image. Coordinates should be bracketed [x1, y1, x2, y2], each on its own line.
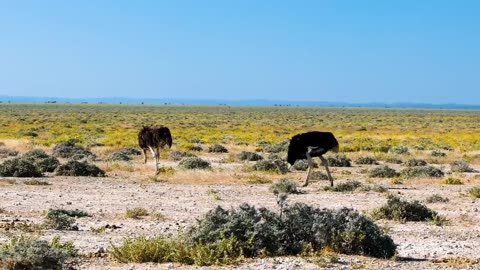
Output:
[55, 160, 106, 177]
[324, 180, 362, 192]
[385, 157, 403, 164]
[450, 160, 476, 173]
[269, 179, 300, 194]
[467, 187, 480, 198]
[126, 208, 149, 219]
[23, 149, 60, 172]
[368, 165, 398, 178]
[169, 150, 196, 161]
[326, 154, 351, 167]
[178, 157, 211, 170]
[0, 158, 43, 177]
[53, 139, 96, 160]
[400, 166, 444, 178]
[405, 158, 427, 167]
[24, 179, 50, 185]
[389, 146, 409, 155]
[426, 194, 449, 203]
[442, 177, 463, 185]
[208, 144, 228, 153]
[355, 156, 378, 165]
[371, 195, 439, 222]
[237, 151, 263, 161]
[254, 159, 289, 174]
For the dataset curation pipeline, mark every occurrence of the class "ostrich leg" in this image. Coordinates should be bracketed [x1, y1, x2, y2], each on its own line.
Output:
[319, 155, 334, 187]
[303, 148, 315, 187]
[142, 149, 148, 164]
[148, 146, 159, 173]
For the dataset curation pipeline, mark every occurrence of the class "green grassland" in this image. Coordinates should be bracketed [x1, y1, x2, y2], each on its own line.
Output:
[1, 103, 479, 153]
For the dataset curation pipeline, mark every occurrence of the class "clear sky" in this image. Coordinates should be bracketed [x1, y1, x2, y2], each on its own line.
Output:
[1, 1, 479, 104]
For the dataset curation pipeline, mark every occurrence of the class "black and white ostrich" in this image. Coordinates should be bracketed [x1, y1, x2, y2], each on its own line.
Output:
[287, 131, 339, 187]
[138, 125, 173, 173]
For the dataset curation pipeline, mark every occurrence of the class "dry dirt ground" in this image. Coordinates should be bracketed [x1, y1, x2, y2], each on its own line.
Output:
[1, 152, 480, 270]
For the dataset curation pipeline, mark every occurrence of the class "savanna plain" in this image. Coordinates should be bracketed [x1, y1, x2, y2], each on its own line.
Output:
[0, 104, 480, 270]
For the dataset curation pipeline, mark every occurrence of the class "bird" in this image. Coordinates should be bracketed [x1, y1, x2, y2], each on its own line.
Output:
[138, 125, 172, 174]
[287, 131, 339, 187]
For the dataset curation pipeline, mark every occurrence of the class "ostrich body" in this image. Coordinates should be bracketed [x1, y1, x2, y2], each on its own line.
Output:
[138, 126, 172, 173]
[287, 131, 339, 187]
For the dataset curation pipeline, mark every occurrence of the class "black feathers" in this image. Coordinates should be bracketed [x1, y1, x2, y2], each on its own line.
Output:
[138, 126, 172, 150]
[287, 131, 339, 165]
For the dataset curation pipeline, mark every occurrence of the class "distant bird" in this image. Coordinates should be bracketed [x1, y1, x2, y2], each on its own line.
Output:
[287, 131, 339, 187]
[138, 125, 172, 174]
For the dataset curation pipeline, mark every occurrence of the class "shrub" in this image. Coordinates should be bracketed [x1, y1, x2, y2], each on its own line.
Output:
[389, 146, 409, 155]
[208, 144, 228, 153]
[179, 157, 211, 170]
[385, 157, 403, 164]
[442, 177, 463, 185]
[0, 158, 43, 177]
[431, 150, 446, 157]
[23, 149, 60, 173]
[186, 144, 203, 152]
[0, 236, 75, 270]
[326, 154, 351, 167]
[310, 171, 329, 180]
[43, 209, 81, 230]
[467, 187, 480, 198]
[119, 147, 142, 156]
[405, 158, 427, 167]
[254, 159, 289, 174]
[426, 194, 449, 203]
[107, 152, 131, 162]
[169, 151, 196, 161]
[237, 151, 263, 161]
[400, 166, 444, 178]
[189, 203, 396, 258]
[264, 140, 289, 153]
[126, 208, 149, 219]
[371, 195, 438, 222]
[269, 179, 300, 194]
[24, 179, 50, 186]
[368, 165, 398, 178]
[450, 160, 476, 173]
[324, 181, 362, 192]
[355, 156, 378, 165]
[292, 159, 308, 171]
[55, 160, 106, 177]
[0, 148, 19, 158]
[52, 139, 97, 160]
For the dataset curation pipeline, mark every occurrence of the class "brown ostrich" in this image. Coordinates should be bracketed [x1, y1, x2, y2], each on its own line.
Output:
[287, 131, 339, 187]
[138, 125, 172, 173]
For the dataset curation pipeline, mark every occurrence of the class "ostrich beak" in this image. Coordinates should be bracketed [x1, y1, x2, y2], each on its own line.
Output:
[331, 145, 339, 153]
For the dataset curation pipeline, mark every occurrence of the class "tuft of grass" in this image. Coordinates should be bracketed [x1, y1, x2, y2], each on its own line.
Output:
[426, 194, 449, 203]
[24, 179, 51, 186]
[126, 207, 149, 219]
[467, 187, 480, 198]
[207, 189, 222, 201]
[157, 166, 175, 176]
[246, 174, 271, 184]
[442, 177, 463, 185]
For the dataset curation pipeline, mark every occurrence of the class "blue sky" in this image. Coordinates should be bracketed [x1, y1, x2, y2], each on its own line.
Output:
[1, 1, 479, 104]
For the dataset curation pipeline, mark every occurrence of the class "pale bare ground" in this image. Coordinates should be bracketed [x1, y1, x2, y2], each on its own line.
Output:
[1, 147, 480, 269]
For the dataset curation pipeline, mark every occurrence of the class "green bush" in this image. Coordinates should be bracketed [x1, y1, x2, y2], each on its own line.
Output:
[55, 160, 106, 177]
[450, 160, 476, 173]
[0, 158, 43, 177]
[178, 157, 211, 170]
[326, 154, 351, 167]
[23, 149, 60, 172]
[400, 166, 444, 178]
[0, 236, 76, 270]
[52, 139, 96, 160]
[237, 151, 263, 161]
[371, 195, 438, 222]
[43, 209, 88, 230]
[355, 156, 378, 165]
[324, 181, 362, 192]
[208, 144, 228, 153]
[269, 179, 300, 194]
[254, 159, 289, 174]
[368, 165, 398, 178]
[405, 158, 427, 167]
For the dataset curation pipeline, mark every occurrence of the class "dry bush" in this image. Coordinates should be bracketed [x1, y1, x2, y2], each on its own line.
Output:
[55, 160, 106, 177]
[0, 158, 43, 177]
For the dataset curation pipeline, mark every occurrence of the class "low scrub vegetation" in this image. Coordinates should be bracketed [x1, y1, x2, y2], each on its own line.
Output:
[371, 195, 439, 222]
[126, 208, 149, 219]
[0, 148, 18, 158]
[326, 154, 351, 167]
[400, 166, 444, 178]
[178, 157, 211, 170]
[55, 160, 106, 177]
[450, 160, 476, 173]
[237, 151, 263, 161]
[269, 179, 300, 194]
[169, 150, 196, 161]
[0, 158, 43, 177]
[208, 144, 228, 153]
[355, 156, 378, 165]
[111, 203, 396, 265]
[23, 149, 60, 172]
[324, 180, 362, 192]
[53, 139, 96, 160]
[0, 236, 76, 270]
[43, 209, 89, 230]
[254, 159, 289, 174]
[426, 194, 449, 203]
[368, 165, 398, 178]
[467, 187, 480, 198]
[405, 158, 427, 167]
[389, 146, 409, 155]
[442, 177, 463, 185]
